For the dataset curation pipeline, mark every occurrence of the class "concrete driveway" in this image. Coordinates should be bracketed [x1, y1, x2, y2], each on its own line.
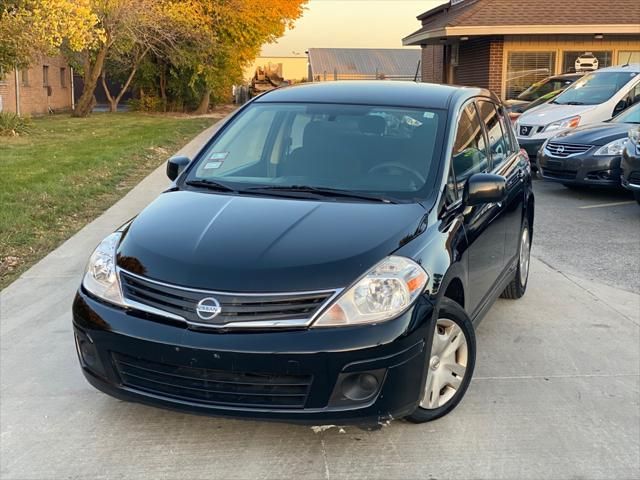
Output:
[1, 125, 639, 480]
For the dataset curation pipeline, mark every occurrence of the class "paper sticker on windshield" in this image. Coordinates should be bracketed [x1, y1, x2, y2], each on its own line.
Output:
[204, 161, 223, 169]
[209, 152, 228, 161]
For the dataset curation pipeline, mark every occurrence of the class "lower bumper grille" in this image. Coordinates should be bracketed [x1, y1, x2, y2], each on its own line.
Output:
[542, 165, 578, 180]
[629, 171, 640, 184]
[113, 353, 312, 409]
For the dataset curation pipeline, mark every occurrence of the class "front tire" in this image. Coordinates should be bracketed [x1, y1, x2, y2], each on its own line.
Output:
[501, 218, 531, 299]
[406, 298, 476, 423]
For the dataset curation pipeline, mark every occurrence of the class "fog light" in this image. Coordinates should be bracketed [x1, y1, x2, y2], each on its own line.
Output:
[74, 331, 104, 375]
[341, 373, 380, 401]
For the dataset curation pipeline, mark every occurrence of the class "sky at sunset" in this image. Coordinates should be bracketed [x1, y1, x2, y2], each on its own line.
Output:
[261, 0, 445, 56]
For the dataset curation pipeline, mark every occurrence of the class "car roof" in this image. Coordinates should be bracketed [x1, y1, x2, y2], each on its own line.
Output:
[550, 73, 584, 80]
[255, 81, 496, 110]
[591, 63, 640, 73]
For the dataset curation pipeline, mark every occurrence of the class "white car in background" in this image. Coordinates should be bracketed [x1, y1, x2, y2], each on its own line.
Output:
[515, 64, 640, 163]
[575, 52, 599, 72]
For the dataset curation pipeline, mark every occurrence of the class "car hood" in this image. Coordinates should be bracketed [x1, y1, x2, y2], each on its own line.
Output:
[117, 190, 426, 292]
[518, 103, 597, 126]
[550, 122, 633, 146]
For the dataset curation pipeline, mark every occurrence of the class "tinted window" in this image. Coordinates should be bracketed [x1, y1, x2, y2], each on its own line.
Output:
[612, 102, 640, 124]
[477, 100, 510, 168]
[553, 71, 639, 105]
[189, 103, 446, 201]
[451, 102, 489, 195]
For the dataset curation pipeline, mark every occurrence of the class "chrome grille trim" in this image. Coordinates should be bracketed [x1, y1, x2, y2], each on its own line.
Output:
[544, 142, 593, 158]
[117, 268, 342, 330]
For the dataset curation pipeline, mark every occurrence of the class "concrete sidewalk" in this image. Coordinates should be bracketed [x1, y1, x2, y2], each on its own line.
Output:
[1, 126, 639, 480]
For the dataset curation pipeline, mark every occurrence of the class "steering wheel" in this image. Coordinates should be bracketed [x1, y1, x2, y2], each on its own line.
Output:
[368, 162, 426, 185]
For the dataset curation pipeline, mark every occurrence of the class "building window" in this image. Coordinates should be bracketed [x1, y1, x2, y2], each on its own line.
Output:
[0, 66, 6, 84]
[60, 67, 67, 88]
[21, 69, 29, 86]
[43, 65, 49, 86]
[505, 51, 556, 100]
[562, 51, 612, 73]
[618, 51, 640, 65]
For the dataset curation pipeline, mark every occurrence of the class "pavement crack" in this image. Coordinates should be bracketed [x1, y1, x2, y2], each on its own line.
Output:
[320, 436, 331, 480]
[474, 373, 639, 380]
[534, 255, 640, 327]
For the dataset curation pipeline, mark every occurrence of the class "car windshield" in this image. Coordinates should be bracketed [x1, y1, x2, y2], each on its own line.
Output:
[552, 71, 638, 105]
[612, 102, 640, 124]
[185, 102, 446, 202]
[517, 78, 556, 101]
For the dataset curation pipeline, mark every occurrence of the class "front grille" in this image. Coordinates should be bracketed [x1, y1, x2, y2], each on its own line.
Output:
[542, 165, 578, 180]
[113, 353, 312, 409]
[119, 270, 334, 327]
[629, 171, 640, 185]
[545, 142, 592, 158]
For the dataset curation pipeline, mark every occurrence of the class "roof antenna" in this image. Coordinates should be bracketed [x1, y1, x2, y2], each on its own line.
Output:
[622, 51, 632, 67]
[414, 60, 421, 82]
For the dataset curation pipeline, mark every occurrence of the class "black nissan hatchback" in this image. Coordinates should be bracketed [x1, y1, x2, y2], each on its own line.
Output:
[73, 82, 534, 425]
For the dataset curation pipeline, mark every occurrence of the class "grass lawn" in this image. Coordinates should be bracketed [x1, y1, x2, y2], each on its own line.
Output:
[0, 112, 218, 289]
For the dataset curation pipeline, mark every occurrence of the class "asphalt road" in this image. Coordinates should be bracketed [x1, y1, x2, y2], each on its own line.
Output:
[532, 177, 640, 294]
[1, 129, 639, 479]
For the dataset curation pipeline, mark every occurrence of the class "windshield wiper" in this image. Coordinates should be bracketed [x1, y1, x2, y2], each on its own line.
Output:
[185, 179, 236, 193]
[246, 185, 395, 203]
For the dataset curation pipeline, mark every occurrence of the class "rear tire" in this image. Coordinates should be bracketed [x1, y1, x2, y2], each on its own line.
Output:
[501, 218, 531, 299]
[406, 298, 476, 423]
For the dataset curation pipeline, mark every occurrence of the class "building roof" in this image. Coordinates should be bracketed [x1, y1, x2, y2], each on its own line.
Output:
[403, 0, 640, 45]
[308, 48, 421, 79]
[256, 80, 495, 110]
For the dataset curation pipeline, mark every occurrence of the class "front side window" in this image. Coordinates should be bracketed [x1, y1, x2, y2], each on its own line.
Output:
[187, 103, 446, 201]
[506, 51, 556, 99]
[477, 100, 510, 168]
[451, 102, 488, 195]
[553, 71, 639, 106]
[612, 102, 640, 124]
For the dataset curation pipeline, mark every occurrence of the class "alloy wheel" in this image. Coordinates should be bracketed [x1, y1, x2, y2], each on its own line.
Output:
[420, 318, 468, 409]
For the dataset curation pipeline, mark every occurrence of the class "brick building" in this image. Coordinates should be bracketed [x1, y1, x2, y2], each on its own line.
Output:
[402, 0, 640, 100]
[0, 55, 73, 115]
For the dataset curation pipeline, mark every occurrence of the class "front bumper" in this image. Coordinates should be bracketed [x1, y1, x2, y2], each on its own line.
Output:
[538, 151, 622, 186]
[73, 290, 434, 425]
[621, 145, 640, 192]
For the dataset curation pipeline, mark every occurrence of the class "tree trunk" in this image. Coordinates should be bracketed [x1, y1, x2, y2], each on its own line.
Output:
[101, 47, 149, 113]
[158, 64, 167, 112]
[195, 89, 211, 115]
[72, 45, 109, 118]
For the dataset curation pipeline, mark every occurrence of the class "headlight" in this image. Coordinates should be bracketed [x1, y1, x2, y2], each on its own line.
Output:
[82, 232, 125, 306]
[544, 116, 581, 132]
[313, 256, 428, 327]
[594, 137, 628, 156]
[629, 127, 640, 144]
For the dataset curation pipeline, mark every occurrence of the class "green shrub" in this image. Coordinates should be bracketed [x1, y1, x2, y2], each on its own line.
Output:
[128, 96, 163, 112]
[0, 112, 33, 136]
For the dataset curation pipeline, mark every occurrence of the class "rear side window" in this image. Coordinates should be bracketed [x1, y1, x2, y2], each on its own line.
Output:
[477, 100, 510, 168]
[451, 102, 489, 195]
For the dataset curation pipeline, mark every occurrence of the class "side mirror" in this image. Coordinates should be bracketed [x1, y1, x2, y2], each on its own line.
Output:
[463, 173, 506, 206]
[166, 156, 190, 181]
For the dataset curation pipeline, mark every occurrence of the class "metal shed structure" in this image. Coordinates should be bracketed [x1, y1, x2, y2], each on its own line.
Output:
[307, 48, 422, 82]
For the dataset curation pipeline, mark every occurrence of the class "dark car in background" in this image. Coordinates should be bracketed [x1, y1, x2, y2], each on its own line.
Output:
[538, 102, 640, 188]
[622, 126, 640, 204]
[73, 81, 533, 426]
[504, 73, 583, 118]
